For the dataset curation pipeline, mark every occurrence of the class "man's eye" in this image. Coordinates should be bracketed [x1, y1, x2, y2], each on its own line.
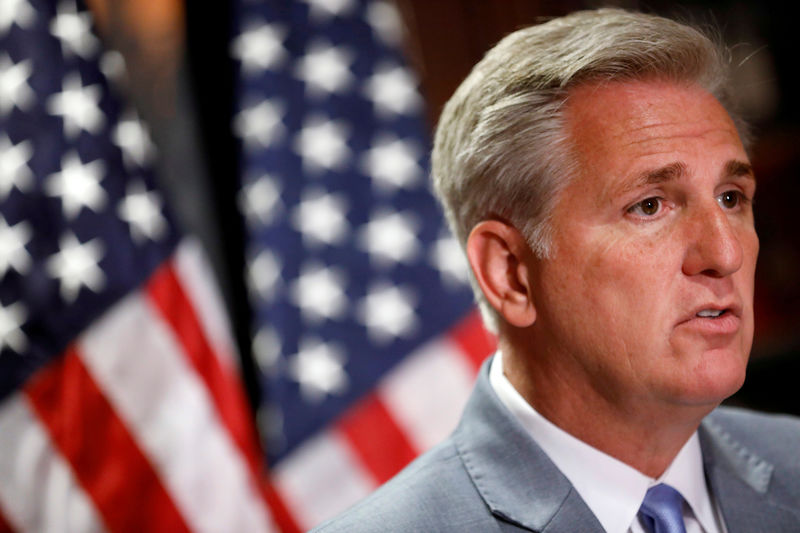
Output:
[717, 190, 741, 209]
[628, 197, 662, 216]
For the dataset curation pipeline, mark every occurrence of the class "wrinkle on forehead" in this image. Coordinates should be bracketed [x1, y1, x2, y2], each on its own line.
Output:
[621, 124, 738, 146]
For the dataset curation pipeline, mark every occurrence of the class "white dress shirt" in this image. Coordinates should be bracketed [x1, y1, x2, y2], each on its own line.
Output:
[489, 352, 728, 533]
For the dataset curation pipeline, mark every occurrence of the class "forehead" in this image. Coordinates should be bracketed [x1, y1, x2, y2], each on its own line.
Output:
[562, 79, 746, 191]
[565, 79, 739, 143]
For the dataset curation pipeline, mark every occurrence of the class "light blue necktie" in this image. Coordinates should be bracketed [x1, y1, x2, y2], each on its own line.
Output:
[638, 484, 687, 533]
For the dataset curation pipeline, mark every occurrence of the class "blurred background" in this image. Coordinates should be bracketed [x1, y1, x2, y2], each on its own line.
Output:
[113, 0, 798, 418]
[104, 0, 800, 522]
[1, 0, 797, 530]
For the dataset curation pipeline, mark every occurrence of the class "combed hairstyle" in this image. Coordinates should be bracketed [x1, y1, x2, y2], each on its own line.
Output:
[431, 8, 747, 333]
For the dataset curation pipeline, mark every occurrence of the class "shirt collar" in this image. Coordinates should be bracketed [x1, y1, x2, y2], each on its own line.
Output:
[661, 433, 719, 533]
[489, 351, 718, 533]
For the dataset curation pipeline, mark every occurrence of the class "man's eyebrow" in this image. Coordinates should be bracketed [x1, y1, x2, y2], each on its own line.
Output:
[621, 162, 687, 194]
[723, 159, 755, 181]
[619, 160, 755, 196]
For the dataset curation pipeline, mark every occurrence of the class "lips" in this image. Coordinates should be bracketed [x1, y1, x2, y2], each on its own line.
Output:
[677, 302, 743, 335]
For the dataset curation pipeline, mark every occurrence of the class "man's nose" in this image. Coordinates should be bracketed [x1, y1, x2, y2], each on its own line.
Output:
[681, 202, 744, 278]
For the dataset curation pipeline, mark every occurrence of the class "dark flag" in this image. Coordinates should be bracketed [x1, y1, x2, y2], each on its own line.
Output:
[231, 0, 493, 529]
[0, 0, 276, 530]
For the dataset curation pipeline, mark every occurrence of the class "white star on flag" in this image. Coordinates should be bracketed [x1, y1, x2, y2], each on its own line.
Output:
[252, 325, 282, 372]
[45, 151, 106, 219]
[290, 188, 349, 246]
[430, 233, 471, 286]
[233, 99, 285, 150]
[294, 41, 354, 97]
[117, 181, 167, 243]
[99, 49, 127, 83]
[365, 0, 404, 45]
[0, 0, 35, 36]
[0, 215, 32, 278]
[0, 134, 33, 200]
[46, 72, 105, 138]
[112, 110, 156, 168]
[0, 54, 34, 115]
[360, 136, 422, 191]
[358, 210, 420, 266]
[238, 174, 282, 227]
[357, 283, 419, 343]
[300, 0, 355, 21]
[289, 262, 348, 323]
[247, 249, 282, 300]
[287, 337, 349, 402]
[46, 232, 106, 303]
[364, 63, 422, 117]
[50, 0, 100, 59]
[231, 22, 287, 74]
[293, 116, 351, 173]
[0, 299, 27, 354]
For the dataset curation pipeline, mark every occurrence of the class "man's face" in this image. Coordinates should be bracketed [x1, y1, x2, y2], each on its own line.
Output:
[527, 80, 758, 410]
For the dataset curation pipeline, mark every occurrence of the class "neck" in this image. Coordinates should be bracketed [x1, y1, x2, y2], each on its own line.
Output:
[500, 338, 714, 478]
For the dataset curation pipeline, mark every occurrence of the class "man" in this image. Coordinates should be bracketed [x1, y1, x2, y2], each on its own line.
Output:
[315, 8, 800, 532]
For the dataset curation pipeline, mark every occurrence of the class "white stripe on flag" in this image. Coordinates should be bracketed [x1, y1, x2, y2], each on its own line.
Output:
[379, 337, 476, 452]
[0, 395, 106, 533]
[78, 291, 274, 533]
[173, 239, 238, 367]
[273, 430, 374, 530]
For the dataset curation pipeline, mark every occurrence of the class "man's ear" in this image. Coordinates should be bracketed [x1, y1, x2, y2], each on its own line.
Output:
[466, 220, 536, 328]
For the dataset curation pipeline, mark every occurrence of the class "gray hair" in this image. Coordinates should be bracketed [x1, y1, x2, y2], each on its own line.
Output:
[431, 8, 745, 332]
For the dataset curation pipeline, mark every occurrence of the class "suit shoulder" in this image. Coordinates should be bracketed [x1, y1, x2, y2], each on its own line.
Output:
[708, 406, 800, 437]
[312, 438, 495, 532]
[705, 406, 800, 470]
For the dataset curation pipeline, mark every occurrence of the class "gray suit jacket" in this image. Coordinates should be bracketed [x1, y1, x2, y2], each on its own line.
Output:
[314, 358, 800, 532]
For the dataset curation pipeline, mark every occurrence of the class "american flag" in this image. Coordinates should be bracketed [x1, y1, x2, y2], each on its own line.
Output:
[230, 0, 494, 529]
[0, 0, 275, 531]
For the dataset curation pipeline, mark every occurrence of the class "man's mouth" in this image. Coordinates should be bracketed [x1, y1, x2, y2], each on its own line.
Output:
[696, 309, 726, 318]
[677, 304, 743, 335]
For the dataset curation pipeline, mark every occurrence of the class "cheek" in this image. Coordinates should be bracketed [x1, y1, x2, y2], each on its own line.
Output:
[540, 226, 682, 342]
[545, 238, 656, 324]
[582, 234, 673, 300]
[744, 230, 759, 284]
[580, 236, 681, 338]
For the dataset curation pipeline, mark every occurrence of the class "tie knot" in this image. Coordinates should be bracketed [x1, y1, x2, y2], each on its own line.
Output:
[638, 484, 687, 533]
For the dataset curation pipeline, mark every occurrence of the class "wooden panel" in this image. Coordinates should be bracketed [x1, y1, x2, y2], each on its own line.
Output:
[399, 0, 581, 126]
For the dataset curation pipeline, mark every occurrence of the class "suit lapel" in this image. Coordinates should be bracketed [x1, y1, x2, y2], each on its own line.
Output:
[455, 359, 800, 532]
[453, 358, 605, 533]
[706, 465, 799, 532]
[700, 416, 800, 532]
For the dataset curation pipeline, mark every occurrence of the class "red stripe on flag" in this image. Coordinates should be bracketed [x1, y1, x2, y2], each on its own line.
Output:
[146, 261, 301, 533]
[147, 262, 261, 466]
[450, 310, 496, 372]
[338, 394, 418, 484]
[24, 346, 191, 533]
[0, 505, 14, 533]
[262, 481, 301, 533]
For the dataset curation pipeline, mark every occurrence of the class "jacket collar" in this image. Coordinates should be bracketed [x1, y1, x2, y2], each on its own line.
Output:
[452, 357, 603, 532]
[454, 357, 799, 532]
[699, 414, 800, 532]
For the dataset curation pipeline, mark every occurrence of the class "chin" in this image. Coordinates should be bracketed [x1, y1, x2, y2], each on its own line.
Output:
[673, 346, 749, 407]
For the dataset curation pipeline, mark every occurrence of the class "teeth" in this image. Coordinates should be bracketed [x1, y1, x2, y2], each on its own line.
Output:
[697, 309, 724, 318]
